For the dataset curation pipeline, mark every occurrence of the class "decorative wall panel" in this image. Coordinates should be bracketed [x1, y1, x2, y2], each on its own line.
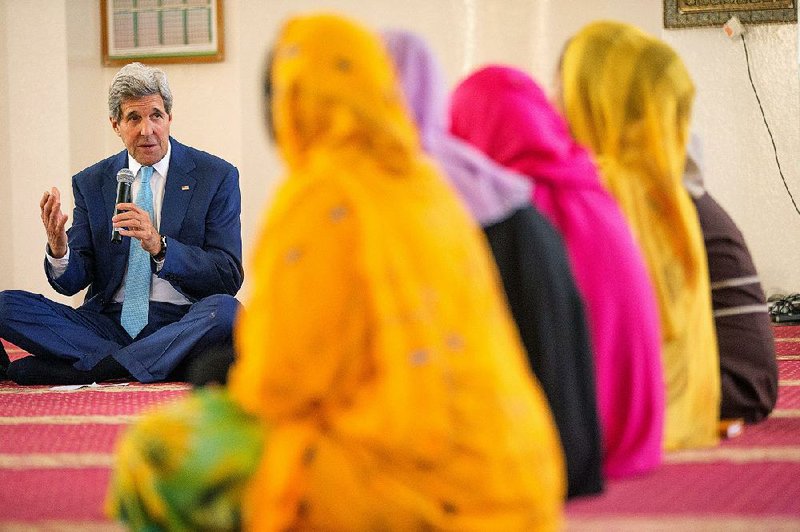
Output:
[664, 0, 797, 28]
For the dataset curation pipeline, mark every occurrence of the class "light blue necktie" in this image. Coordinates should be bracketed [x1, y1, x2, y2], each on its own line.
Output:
[120, 166, 155, 338]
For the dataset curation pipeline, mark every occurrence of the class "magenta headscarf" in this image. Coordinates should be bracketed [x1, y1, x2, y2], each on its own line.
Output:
[381, 30, 531, 226]
[451, 66, 666, 479]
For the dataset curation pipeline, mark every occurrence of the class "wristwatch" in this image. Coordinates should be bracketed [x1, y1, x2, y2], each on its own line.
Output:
[153, 234, 167, 262]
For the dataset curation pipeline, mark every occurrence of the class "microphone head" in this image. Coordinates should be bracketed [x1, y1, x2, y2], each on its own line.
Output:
[116, 168, 135, 184]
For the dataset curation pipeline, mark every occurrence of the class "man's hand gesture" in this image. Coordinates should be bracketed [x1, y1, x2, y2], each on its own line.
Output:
[40, 187, 68, 259]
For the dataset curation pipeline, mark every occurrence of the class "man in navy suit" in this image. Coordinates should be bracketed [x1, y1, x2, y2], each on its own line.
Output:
[0, 63, 243, 384]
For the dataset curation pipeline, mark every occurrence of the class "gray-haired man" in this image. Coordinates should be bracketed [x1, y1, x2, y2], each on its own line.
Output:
[0, 63, 243, 385]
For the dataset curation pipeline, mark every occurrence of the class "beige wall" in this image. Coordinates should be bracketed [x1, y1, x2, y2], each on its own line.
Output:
[0, 1, 10, 286]
[665, 24, 800, 297]
[1, 0, 797, 300]
[2, 0, 73, 303]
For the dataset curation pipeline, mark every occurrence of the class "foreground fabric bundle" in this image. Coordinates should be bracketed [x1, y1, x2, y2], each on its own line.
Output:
[560, 21, 720, 450]
[107, 388, 263, 531]
[684, 137, 778, 423]
[383, 29, 603, 497]
[449, 64, 665, 479]
[226, 13, 565, 531]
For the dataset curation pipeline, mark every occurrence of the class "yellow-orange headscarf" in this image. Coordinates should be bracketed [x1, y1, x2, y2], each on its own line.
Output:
[269, 13, 418, 175]
[229, 13, 564, 531]
[561, 21, 719, 450]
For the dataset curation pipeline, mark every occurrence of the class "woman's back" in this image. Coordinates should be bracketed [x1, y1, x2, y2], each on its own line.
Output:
[230, 15, 566, 531]
[560, 21, 720, 450]
[383, 32, 603, 496]
[449, 65, 665, 477]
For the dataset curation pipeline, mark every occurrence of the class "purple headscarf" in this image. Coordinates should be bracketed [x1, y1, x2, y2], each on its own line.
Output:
[382, 30, 531, 226]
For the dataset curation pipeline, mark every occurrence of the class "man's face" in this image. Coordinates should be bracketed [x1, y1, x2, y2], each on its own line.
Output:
[110, 94, 172, 166]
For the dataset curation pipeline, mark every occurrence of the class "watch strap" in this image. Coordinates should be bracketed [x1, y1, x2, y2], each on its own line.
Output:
[153, 235, 167, 262]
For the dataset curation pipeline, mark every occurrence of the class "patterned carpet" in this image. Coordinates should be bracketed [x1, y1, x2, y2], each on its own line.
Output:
[566, 324, 800, 531]
[1, 329, 798, 530]
[0, 340, 190, 530]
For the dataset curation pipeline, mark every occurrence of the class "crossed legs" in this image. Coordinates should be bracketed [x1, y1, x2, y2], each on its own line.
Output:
[0, 291, 240, 385]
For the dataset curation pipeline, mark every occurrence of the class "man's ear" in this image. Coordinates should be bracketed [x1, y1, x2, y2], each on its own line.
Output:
[109, 116, 121, 136]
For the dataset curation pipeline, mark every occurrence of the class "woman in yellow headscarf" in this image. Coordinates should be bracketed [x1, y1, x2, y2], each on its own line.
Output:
[229, 13, 564, 531]
[559, 21, 720, 450]
[108, 12, 565, 532]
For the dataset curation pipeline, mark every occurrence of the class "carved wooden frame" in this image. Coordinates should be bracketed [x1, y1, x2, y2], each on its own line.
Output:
[664, 0, 797, 28]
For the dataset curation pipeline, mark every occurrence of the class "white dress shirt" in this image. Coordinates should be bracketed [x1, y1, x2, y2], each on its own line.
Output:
[46, 141, 191, 305]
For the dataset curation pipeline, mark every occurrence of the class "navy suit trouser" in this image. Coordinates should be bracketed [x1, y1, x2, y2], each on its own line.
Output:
[0, 290, 240, 382]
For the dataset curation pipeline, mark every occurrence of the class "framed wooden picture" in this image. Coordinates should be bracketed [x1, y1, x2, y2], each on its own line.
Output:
[101, 0, 224, 66]
[664, 0, 797, 28]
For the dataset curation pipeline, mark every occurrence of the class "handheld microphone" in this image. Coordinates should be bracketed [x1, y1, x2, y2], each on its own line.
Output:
[111, 168, 135, 244]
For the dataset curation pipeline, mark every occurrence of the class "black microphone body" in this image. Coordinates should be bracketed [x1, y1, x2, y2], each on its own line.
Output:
[111, 168, 135, 244]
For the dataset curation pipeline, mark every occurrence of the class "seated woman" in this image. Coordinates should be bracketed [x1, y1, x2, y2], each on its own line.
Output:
[383, 30, 603, 496]
[559, 21, 720, 450]
[684, 135, 778, 423]
[448, 65, 665, 479]
[108, 13, 566, 531]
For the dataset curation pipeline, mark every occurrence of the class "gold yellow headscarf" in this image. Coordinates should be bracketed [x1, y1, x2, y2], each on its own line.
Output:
[269, 13, 417, 175]
[561, 21, 719, 450]
[229, 13, 564, 531]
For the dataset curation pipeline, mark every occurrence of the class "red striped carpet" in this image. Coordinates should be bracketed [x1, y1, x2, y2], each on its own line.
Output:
[0, 339, 190, 530]
[1, 328, 799, 530]
[566, 324, 800, 531]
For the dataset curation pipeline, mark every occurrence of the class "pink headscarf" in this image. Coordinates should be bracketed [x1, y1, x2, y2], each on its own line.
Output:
[451, 65, 665, 479]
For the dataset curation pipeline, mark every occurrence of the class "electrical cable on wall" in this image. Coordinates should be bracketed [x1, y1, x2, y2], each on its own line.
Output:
[739, 32, 800, 216]
[724, 15, 800, 306]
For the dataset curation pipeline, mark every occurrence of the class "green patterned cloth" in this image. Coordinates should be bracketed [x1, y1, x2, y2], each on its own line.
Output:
[107, 388, 264, 531]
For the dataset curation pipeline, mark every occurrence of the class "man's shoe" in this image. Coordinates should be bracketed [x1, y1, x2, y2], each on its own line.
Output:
[0, 342, 9, 380]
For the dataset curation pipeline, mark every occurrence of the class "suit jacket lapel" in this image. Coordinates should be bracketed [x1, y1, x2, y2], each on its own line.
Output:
[160, 139, 196, 238]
